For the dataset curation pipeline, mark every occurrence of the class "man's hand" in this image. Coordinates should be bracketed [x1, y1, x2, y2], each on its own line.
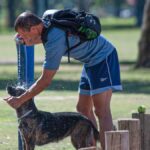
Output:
[3, 96, 23, 109]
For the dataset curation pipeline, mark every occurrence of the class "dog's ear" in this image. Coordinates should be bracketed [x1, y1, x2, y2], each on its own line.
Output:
[6, 86, 15, 96]
[6, 84, 26, 97]
[6, 85, 13, 91]
[6, 83, 11, 91]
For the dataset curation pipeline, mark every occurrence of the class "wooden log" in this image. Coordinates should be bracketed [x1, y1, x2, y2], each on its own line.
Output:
[118, 118, 141, 150]
[132, 113, 150, 150]
[105, 130, 129, 150]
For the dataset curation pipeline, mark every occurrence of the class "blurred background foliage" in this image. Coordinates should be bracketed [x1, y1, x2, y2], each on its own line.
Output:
[0, 0, 150, 67]
[0, 0, 145, 30]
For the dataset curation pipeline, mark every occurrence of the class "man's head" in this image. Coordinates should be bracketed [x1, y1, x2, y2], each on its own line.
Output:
[14, 11, 43, 45]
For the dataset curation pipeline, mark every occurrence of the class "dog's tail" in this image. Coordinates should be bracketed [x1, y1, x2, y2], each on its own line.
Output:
[84, 118, 100, 142]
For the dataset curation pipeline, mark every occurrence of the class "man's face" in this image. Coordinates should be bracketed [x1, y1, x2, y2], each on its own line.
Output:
[17, 27, 42, 46]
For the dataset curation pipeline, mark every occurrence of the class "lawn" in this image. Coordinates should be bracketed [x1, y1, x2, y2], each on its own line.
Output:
[0, 27, 150, 150]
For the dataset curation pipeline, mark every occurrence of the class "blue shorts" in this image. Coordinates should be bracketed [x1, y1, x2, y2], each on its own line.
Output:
[78, 49, 122, 96]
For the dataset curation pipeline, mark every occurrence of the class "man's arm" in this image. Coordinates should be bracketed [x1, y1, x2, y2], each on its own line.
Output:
[21, 68, 56, 101]
[4, 68, 57, 109]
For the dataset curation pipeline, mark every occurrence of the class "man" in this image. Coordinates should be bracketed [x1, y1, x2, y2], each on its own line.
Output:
[4, 10, 122, 149]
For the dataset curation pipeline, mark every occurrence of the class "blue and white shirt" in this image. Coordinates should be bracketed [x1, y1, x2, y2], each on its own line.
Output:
[42, 10, 115, 70]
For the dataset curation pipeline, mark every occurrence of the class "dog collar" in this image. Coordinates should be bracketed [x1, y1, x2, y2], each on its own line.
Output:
[18, 110, 33, 121]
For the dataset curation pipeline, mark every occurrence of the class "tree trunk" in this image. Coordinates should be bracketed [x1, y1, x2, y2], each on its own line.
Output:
[114, 0, 121, 17]
[132, 113, 150, 150]
[78, 0, 90, 12]
[118, 119, 141, 150]
[136, 0, 150, 68]
[135, 0, 146, 27]
[30, 0, 38, 15]
[7, 0, 16, 27]
[31, 0, 49, 16]
[105, 130, 129, 150]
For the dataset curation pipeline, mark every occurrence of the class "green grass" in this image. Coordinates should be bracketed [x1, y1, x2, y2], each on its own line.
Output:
[0, 27, 150, 149]
[101, 17, 136, 27]
[0, 94, 149, 150]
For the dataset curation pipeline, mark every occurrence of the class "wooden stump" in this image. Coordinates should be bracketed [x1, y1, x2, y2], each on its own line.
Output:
[105, 130, 129, 150]
[132, 113, 150, 150]
[118, 118, 141, 150]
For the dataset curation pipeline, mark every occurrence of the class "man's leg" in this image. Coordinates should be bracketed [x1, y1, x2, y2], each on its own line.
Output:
[76, 94, 97, 128]
[92, 89, 113, 150]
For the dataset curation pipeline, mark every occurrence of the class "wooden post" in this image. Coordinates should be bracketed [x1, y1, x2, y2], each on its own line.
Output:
[118, 118, 141, 150]
[105, 130, 129, 150]
[132, 113, 150, 150]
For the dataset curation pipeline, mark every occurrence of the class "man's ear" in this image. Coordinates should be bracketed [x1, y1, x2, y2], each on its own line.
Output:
[31, 24, 42, 34]
[30, 26, 34, 31]
[30, 26, 38, 33]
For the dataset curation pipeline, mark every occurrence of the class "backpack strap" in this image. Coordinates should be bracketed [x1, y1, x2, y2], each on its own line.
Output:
[41, 26, 52, 44]
[65, 31, 70, 63]
[65, 31, 84, 63]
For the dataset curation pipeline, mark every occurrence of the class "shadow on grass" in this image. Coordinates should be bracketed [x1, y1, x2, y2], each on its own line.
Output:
[48, 79, 150, 95]
[0, 60, 82, 66]
[120, 60, 136, 66]
[121, 80, 150, 94]
[0, 79, 18, 89]
[102, 25, 136, 31]
[0, 58, 136, 66]
[1, 78, 150, 95]
[0, 60, 149, 95]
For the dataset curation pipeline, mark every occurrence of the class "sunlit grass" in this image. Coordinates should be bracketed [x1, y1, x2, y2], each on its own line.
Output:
[101, 17, 136, 27]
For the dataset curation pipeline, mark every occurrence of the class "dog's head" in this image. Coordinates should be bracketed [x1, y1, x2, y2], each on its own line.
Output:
[7, 85, 26, 97]
[6, 85, 37, 115]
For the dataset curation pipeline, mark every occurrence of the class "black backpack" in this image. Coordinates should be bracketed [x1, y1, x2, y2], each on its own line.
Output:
[41, 9, 101, 62]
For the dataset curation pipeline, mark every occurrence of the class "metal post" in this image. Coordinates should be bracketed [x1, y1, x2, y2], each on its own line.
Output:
[17, 44, 34, 87]
[16, 43, 34, 149]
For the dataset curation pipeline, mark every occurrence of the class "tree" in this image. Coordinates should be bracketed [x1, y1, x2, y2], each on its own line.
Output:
[7, 0, 25, 28]
[30, 0, 49, 16]
[7, 0, 16, 27]
[78, 0, 91, 12]
[136, 0, 150, 67]
[114, 0, 121, 17]
[135, 0, 146, 27]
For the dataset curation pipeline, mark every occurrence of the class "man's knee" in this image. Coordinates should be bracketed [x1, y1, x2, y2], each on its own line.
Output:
[94, 107, 111, 119]
[76, 104, 88, 113]
[76, 103, 89, 114]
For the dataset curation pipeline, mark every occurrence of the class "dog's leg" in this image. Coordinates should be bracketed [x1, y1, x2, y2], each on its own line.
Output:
[22, 134, 35, 150]
[20, 135, 28, 150]
[24, 138, 35, 150]
[24, 140, 35, 150]
[27, 144, 35, 150]
[18, 130, 27, 150]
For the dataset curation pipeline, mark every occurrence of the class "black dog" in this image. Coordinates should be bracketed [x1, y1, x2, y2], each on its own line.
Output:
[6, 85, 100, 150]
